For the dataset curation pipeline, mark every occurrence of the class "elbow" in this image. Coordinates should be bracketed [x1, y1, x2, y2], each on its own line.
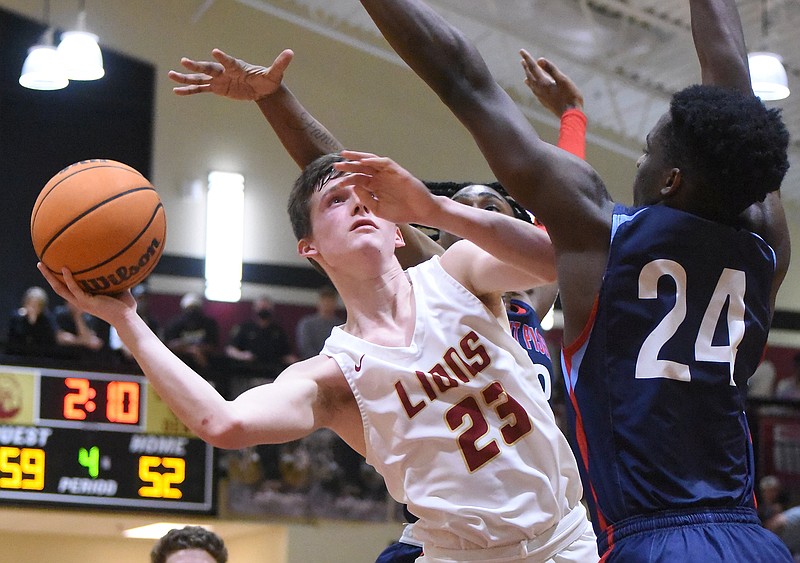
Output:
[194, 412, 250, 450]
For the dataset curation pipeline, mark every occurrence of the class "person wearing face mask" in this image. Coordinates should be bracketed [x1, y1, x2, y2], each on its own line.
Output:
[164, 292, 221, 379]
[225, 296, 298, 384]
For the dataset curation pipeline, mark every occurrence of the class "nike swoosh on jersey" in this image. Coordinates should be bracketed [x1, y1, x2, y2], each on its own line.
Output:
[355, 354, 365, 372]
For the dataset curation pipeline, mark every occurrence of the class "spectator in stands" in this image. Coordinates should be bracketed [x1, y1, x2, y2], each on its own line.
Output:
[164, 292, 220, 376]
[6, 286, 63, 356]
[295, 286, 342, 360]
[759, 475, 789, 528]
[53, 299, 107, 359]
[775, 353, 800, 401]
[150, 525, 227, 563]
[225, 296, 297, 380]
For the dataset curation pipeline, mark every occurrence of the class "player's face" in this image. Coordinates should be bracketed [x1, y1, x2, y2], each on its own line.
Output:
[439, 184, 515, 249]
[632, 113, 673, 207]
[300, 173, 401, 269]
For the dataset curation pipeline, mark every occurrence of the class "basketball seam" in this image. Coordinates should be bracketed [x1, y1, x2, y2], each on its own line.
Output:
[31, 163, 144, 228]
[71, 203, 165, 276]
[38, 186, 158, 259]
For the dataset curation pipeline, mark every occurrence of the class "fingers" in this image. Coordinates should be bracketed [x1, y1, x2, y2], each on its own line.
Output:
[271, 49, 294, 73]
[536, 57, 564, 83]
[339, 149, 380, 161]
[37, 263, 73, 302]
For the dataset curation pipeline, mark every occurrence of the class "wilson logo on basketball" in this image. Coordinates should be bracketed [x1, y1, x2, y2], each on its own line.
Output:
[77, 237, 162, 293]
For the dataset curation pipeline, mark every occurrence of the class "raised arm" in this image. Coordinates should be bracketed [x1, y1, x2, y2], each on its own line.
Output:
[357, 0, 610, 244]
[169, 48, 341, 168]
[690, 0, 751, 92]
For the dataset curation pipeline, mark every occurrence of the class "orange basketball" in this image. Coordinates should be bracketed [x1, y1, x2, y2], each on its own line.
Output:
[31, 159, 167, 295]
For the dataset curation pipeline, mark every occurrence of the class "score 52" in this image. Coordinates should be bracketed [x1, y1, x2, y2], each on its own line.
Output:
[139, 456, 185, 499]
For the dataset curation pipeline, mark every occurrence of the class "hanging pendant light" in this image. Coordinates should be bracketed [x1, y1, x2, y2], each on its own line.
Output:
[57, 2, 104, 81]
[19, 27, 68, 91]
[18, 1, 68, 91]
[748, 52, 790, 101]
[748, 0, 790, 101]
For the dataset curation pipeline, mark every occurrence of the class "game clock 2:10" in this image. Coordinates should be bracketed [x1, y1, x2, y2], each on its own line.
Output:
[39, 376, 141, 426]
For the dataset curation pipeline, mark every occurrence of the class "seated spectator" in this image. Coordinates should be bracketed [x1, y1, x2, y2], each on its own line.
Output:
[295, 286, 343, 360]
[164, 292, 220, 376]
[150, 525, 227, 563]
[225, 296, 297, 381]
[53, 300, 107, 359]
[6, 286, 63, 356]
[775, 353, 800, 401]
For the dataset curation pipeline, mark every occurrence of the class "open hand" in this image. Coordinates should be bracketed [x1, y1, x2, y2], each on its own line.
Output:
[169, 48, 294, 101]
[520, 50, 583, 117]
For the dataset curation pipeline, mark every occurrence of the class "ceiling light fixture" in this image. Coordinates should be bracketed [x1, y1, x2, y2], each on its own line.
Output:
[57, 0, 104, 81]
[748, 0, 790, 101]
[18, 1, 68, 91]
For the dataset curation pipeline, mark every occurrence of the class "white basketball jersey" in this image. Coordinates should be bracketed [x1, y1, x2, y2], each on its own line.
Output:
[322, 257, 583, 550]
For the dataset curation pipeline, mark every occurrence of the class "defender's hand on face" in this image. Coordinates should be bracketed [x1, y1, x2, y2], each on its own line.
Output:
[333, 150, 441, 226]
[169, 48, 294, 101]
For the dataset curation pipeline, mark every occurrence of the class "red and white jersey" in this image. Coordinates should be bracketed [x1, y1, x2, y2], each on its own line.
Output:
[322, 257, 584, 550]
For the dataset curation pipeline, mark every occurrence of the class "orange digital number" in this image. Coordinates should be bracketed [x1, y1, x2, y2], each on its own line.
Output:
[106, 381, 140, 424]
[0, 447, 45, 490]
[63, 377, 96, 420]
[138, 456, 185, 499]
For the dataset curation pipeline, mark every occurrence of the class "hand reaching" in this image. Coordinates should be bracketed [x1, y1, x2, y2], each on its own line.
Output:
[169, 48, 294, 101]
[333, 150, 442, 227]
[520, 50, 584, 117]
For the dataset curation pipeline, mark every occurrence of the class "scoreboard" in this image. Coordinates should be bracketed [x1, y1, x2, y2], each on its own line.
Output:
[0, 364, 214, 513]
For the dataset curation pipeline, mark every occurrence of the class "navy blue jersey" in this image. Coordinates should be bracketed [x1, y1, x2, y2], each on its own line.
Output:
[562, 204, 775, 536]
[507, 298, 555, 401]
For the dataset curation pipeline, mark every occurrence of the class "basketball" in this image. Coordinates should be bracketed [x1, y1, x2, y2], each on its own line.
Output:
[31, 159, 167, 295]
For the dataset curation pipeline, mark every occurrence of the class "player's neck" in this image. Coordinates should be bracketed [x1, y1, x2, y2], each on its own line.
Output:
[337, 268, 416, 347]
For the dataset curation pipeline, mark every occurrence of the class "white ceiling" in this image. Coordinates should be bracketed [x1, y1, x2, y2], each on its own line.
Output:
[239, 0, 800, 203]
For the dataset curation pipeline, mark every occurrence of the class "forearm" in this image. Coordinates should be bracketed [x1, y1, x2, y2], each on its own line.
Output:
[359, 0, 490, 107]
[115, 312, 234, 445]
[557, 108, 586, 160]
[256, 84, 343, 168]
[690, 0, 751, 92]
[427, 196, 555, 279]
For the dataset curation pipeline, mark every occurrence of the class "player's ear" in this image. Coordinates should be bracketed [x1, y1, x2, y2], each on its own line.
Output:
[394, 226, 406, 249]
[661, 168, 682, 197]
[298, 237, 318, 258]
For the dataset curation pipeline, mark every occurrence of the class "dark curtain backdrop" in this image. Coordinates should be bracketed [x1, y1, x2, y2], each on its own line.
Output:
[0, 7, 154, 343]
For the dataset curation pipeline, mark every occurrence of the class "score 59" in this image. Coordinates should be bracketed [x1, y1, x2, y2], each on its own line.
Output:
[0, 446, 44, 490]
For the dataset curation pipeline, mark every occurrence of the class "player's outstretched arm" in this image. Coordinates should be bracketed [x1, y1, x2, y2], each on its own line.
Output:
[36, 263, 332, 450]
[689, 0, 751, 93]
[169, 48, 342, 168]
[357, 0, 610, 244]
[335, 151, 556, 295]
